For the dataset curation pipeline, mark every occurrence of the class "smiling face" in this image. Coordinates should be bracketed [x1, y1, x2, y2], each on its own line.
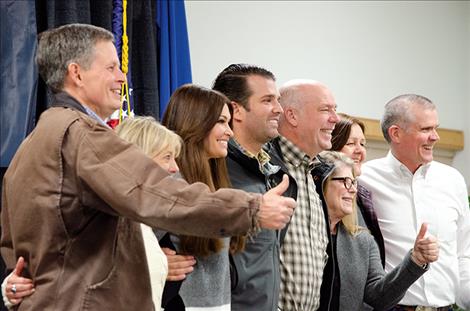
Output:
[340, 123, 367, 175]
[232, 75, 282, 153]
[296, 84, 340, 156]
[204, 104, 233, 159]
[244, 75, 282, 141]
[325, 165, 357, 223]
[152, 150, 179, 174]
[79, 40, 126, 119]
[392, 105, 440, 173]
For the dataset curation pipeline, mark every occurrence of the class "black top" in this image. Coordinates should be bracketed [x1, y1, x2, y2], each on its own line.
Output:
[319, 234, 340, 311]
[356, 184, 386, 267]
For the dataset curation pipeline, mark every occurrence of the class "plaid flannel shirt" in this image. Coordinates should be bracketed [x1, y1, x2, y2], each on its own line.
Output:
[277, 136, 328, 311]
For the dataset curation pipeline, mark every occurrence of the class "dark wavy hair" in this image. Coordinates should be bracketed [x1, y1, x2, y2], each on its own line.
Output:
[212, 63, 275, 111]
[330, 113, 365, 151]
[162, 84, 245, 256]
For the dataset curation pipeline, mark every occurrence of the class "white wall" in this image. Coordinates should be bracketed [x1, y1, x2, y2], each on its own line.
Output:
[453, 1, 470, 191]
[185, 1, 470, 189]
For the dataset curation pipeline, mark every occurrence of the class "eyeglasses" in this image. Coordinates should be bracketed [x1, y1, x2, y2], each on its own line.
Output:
[331, 176, 357, 190]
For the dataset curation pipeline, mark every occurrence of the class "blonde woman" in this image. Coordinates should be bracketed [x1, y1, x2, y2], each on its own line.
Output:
[115, 116, 181, 175]
[315, 151, 439, 310]
[115, 116, 185, 310]
[330, 113, 385, 266]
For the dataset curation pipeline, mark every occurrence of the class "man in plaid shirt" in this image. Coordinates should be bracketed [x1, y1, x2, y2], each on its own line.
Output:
[274, 80, 340, 310]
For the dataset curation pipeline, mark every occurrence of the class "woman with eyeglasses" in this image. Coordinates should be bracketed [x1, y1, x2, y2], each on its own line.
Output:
[316, 151, 439, 311]
[329, 113, 386, 267]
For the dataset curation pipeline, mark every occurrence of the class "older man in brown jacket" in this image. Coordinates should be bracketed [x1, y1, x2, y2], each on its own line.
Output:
[0, 24, 295, 310]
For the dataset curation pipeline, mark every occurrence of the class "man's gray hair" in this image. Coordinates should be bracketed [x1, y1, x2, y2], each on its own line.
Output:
[381, 94, 436, 143]
[36, 23, 114, 93]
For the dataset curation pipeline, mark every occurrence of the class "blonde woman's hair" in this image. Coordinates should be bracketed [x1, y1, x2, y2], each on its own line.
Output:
[115, 116, 183, 159]
[320, 151, 360, 236]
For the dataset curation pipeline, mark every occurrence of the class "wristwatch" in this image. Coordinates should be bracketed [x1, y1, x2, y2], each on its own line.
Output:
[411, 249, 428, 269]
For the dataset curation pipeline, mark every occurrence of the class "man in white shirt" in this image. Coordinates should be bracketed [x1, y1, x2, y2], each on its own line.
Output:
[360, 94, 470, 310]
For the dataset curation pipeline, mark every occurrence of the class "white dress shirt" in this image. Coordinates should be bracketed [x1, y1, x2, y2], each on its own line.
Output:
[141, 224, 168, 311]
[360, 152, 470, 309]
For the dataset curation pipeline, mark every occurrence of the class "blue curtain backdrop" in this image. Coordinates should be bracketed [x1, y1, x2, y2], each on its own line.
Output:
[156, 0, 192, 118]
[0, 1, 38, 167]
[0, 0, 193, 168]
[0, 3, 38, 308]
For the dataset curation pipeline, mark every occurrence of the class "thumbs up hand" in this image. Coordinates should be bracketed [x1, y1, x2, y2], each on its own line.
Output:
[4, 257, 35, 306]
[411, 223, 439, 266]
[258, 175, 296, 230]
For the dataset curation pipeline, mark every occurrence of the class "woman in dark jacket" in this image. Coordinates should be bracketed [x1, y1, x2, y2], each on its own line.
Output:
[316, 151, 439, 311]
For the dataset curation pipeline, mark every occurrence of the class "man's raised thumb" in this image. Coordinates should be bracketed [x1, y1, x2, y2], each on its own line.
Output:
[417, 223, 428, 240]
[13, 256, 25, 276]
[269, 174, 289, 196]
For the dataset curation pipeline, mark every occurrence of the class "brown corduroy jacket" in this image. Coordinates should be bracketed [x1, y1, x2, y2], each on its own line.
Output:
[1, 92, 260, 310]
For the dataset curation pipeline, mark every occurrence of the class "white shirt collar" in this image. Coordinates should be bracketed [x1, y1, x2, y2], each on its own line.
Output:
[386, 151, 431, 179]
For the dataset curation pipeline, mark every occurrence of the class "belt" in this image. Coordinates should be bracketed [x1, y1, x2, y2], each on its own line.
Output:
[394, 305, 452, 311]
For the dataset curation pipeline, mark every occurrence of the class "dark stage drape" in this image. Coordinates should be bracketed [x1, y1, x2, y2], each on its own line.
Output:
[34, 0, 160, 119]
[1, 0, 163, 168]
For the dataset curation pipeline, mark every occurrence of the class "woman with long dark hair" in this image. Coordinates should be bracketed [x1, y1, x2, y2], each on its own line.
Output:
[161, 84, 245, 310]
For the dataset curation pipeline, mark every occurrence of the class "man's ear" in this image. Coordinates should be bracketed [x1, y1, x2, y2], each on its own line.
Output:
[284, 107, 298, 127]
[388, 125, 401, 143]
[66, 63, 84, 87]
[231, 101, 245, 122]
